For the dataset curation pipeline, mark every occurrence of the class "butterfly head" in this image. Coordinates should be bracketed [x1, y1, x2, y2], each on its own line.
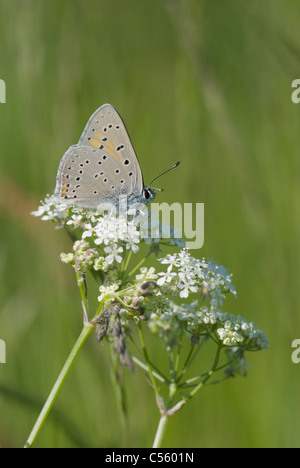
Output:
[142, 161, 180, 204]
[142, 187, 156, 204]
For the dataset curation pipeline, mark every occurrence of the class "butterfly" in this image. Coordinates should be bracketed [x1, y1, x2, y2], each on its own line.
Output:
[54, 104, 179, 209]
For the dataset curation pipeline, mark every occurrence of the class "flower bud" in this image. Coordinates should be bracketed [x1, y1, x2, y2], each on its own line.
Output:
[140, 281, 158, 296]
[131, 296, 144, 309]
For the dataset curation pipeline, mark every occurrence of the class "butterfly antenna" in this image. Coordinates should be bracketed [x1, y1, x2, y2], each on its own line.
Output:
[148, 161, 180, 188]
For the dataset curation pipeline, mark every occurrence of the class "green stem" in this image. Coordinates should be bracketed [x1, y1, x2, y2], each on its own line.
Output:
[152, 383, 176, 448]
[131, 356, 166, 383]
[77, 274, 89, 322]
[152, 415, 168, 448]
[137, 321, 160, 396]
[24, 323, 94, 448]
[176, 345, 195, 383]
[174, 329, 183, 375]
[166, 345, 175, 382]
[127, 257, 146, 278]
[123, 249, 132, 274]
[178, 345, 222, 408]
[190, 345, 221, 397]
[108, 342, 128, 438]
[127, 249, 151, 278]
[152, 345, 223, 448]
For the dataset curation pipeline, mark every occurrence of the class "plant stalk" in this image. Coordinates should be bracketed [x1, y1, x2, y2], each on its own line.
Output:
[24, 323, 94, 448]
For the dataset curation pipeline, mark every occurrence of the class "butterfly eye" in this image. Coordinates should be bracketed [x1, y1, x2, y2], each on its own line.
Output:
[144, 189, 151, 200]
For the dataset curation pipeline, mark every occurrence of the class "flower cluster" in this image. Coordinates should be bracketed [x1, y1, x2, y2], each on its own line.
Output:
[32, 195, 142, 255]
[147, 301, 268, 350]
[60, 239, 108, 276]
[32, 195, 183, 267]
[31, 195, 70, 222]
[82, 214, 141, 254]
[157, 250, 237, 303]
[32, 195, 268, 359]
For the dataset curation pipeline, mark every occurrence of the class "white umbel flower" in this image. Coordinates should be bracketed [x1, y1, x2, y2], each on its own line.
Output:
[104, 244, 124, 265]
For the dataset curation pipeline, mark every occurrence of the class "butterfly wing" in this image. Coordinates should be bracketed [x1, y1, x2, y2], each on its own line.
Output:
[79, 104, 144, 191]
[54, 144, 142, 208]
[55, 104, 144, 208]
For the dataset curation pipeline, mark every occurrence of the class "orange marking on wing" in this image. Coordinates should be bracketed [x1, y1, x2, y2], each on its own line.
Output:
[91, 138, 100, 148]
[95, 132, 122, 162]
[103, 145, 121, 161]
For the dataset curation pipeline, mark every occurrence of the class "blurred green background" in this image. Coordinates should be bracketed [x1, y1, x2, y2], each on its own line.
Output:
[0, 0, 299, 448]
